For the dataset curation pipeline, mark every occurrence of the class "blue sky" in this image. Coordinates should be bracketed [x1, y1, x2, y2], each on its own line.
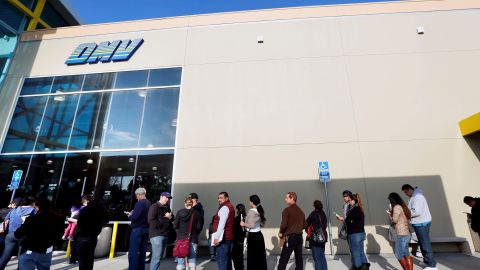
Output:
[67, 0, 396, 24]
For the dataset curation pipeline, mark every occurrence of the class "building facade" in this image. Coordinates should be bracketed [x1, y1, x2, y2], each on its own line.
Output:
[0, 0, 79, 85]
[0, 0, 479, 254]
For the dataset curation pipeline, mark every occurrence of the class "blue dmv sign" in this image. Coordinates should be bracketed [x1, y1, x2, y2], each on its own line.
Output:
[318, 161, 331, 183]
[65, 38, 144, 65]
[10, 170, 23, 190]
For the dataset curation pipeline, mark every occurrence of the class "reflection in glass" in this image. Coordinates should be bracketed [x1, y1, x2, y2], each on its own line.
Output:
[95, 151, 137, 211]
[82, 73, 115, 91]
[69, 92, 111, 150]
[24, 153, 66, 202]
[0, 155, 31, 207]
[115, 70, 148, 89]
[2, 96, 48, 153]
[51, 75, 84, 93]
[20, 77, 53, 95]
[35, 94, 79, 151]
[55, 152, 99, 215]
[148, 68, 182, 87]
[135, 150, 173, 203]
[102, 91, 144, 149]
[139, 89, 179, 148]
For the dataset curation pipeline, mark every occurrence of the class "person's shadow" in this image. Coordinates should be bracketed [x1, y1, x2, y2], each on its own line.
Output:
[366, 233, 398, 270]
[267, 236, 282, 255]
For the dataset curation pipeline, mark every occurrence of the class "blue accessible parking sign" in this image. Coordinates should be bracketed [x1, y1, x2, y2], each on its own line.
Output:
[318, 161, 330, 182]
[10, 170, 23, 190]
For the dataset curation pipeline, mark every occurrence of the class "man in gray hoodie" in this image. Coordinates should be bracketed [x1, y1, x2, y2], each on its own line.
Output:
[402, 184, 437, 270]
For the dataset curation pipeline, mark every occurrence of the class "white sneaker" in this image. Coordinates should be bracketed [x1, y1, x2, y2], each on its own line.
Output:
[415, 250, 424, 258]
[423, 267, 438, 270]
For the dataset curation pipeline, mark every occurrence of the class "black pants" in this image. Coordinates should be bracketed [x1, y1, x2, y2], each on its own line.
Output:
[70, 237, 78, 263]
[78, 236, 97, 270]
[277, 234, 303, 270]
[231, 243, 244, 270]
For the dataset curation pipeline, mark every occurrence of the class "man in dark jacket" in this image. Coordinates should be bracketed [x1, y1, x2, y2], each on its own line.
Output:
[14, 198, 63, 270]
[127, 188, 151, 270]
[148, 192, 173, 270]
[464, 196, 480, 235]
[76, 198, 109, 270]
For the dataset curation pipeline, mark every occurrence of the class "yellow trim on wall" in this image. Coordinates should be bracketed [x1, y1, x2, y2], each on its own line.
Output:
[8, 0, 50, 30]
[459, 112, 480, 136]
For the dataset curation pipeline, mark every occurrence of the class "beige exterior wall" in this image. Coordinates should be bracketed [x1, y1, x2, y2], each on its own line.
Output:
[1, 0, 480, 254]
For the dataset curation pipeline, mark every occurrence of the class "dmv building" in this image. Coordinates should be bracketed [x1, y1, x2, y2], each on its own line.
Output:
[0, 0, 479, 254]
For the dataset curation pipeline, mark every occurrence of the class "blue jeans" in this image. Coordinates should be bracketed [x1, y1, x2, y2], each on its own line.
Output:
[149, 235, 168, 270]
[413, 224, 436, 267]
[176, 243, 197, 270]
[129, 227, 149, 270]
[394, 234, 411, 260]
[0, 232, 19, 270]
[19, 251, 52, 270]
[216, 240, 232, 270]
[311, 245, 328, 270]
[347, 232, 368, 268]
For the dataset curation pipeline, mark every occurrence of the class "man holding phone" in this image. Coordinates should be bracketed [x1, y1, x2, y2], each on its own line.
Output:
[148, 192, 173, 270]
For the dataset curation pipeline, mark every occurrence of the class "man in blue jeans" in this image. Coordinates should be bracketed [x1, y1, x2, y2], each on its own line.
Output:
[402, 184, 437, 270]
[212, 192, 235, 270]
[127, 188, 151, 270]
[148, 192, 173, 270]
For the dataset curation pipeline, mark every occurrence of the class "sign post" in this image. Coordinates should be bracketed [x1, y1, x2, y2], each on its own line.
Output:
[9, 170, 23, 202]
[318, 161, 334, 256]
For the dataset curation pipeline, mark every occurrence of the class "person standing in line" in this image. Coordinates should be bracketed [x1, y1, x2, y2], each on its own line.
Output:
[232, 204, 246, 270]
[0, 198, 21, 256]
[401, 184, 437, 270]
[241, 195, 268, 270]
[277, 192, 307, 270]
[0, 196, 35, 270]
[336, 190, 354, 268]
[338, 192, 370, 270]
[306, 200, 328, 270]
[67, 196, 90, 265]
[148, 192, 174, 270]
[14, 198, 64, 270]
[463, 196, 480, 236]
[127, 188, 152, 270]
[387, 192, 413, 270]
[207, 215, 217, 261]
[173, 197, 202, 270]
[76, 197, 109, 270]
[211, 192, 235, 270]
[189, 193, 204, 250]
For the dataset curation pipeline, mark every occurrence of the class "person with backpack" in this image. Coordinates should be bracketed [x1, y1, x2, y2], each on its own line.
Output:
[306, 200, 328, 270]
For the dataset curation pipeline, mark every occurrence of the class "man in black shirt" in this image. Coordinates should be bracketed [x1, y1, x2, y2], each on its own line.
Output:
[14, 198, 63, 270]
[148, 192, 173, 270]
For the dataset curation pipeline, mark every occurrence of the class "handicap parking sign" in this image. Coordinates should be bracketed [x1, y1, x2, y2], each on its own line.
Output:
[10, 170, 23, 190]
[318, 161, 330, 183]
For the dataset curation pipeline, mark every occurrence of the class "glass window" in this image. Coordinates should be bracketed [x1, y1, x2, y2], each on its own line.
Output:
[0, 155, 31, 207]
[24, 153, 66, 202]
[114, 70, 148, 89]
[139, 88, 179, 148]
[148, 68, 182, 87]
[51, 75, 84, 93]
[102, 90, 144, 149]
[135, 149, 173, 202]
[35, 94, 80, 151]
[69, 92, 111, 150]
[95, 151, 137, 210]
[2, 96, 48, 153]
[20, 77, 53, 95]
[82, 73, 115, 91]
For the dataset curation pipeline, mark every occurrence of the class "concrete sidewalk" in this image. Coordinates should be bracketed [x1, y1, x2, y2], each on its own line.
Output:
[4, 252, 480, 270]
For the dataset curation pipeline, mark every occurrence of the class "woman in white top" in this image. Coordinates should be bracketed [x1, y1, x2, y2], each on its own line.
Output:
[240, 194, 267, 270]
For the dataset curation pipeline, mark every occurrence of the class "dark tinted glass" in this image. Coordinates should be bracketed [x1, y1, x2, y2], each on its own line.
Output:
[83, 73, 115, 91]
[0, 155, 31, 207]
[51, 75, 84, 93]
[2, 96, 48, 153]
[115, 70, 148, 89]
[20, 77, 53, 95]
[102, 90, 144, 149]
[24, 153, 66, 202]
[69, 92, 111, 150]
[148, 68, 182, 87]
[139, 88, 179, 148]
[35, 94, 80, 151]
[135, 150, 173, 202]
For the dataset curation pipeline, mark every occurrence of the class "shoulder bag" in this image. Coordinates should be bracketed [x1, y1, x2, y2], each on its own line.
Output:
[338, 222, 348, 240]
[173, 211, 195, 258]
[307, 212, 327, 246]
[388, 222, 398, 242]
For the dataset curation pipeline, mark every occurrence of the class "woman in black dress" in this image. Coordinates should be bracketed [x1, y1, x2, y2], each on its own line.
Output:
[240, 194, 267, 270]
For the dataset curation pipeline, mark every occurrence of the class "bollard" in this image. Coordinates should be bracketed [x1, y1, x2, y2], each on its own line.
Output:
[66, 240, 71, 258]
[109, 221, 119, 259]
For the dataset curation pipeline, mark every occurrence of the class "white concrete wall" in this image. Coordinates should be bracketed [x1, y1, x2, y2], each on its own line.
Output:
[1, 4, 480, 254]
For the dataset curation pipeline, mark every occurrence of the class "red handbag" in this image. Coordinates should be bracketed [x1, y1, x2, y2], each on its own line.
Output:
[173, 211, 195, 257]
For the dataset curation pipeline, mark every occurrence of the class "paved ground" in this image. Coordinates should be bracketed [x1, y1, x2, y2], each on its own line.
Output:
[4, 252, 480, 269]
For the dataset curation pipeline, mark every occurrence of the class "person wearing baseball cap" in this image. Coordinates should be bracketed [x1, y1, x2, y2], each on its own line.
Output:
[127, 188, 151, 270]
[148, 191, 173, 270]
